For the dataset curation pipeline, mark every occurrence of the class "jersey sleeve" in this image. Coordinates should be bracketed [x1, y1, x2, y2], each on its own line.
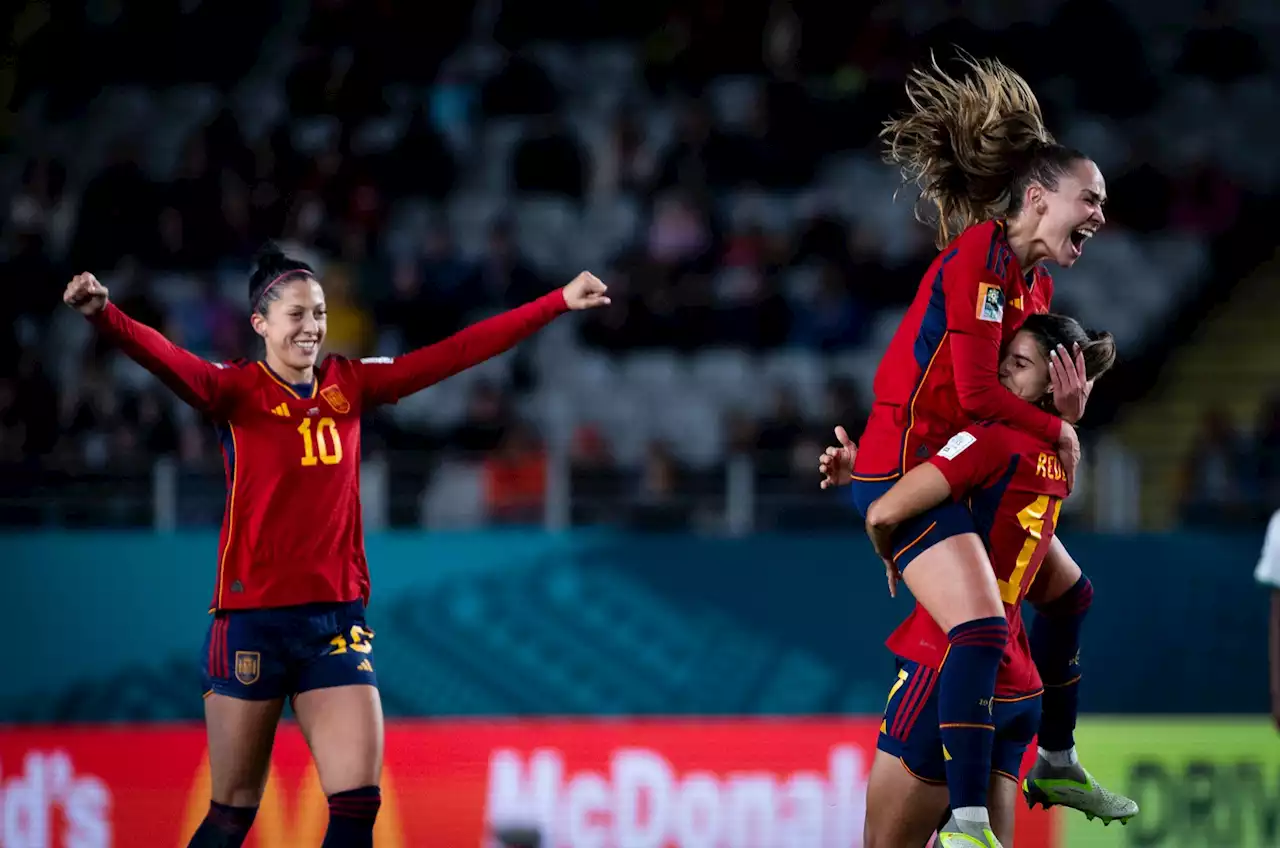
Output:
[926, 426, 1005, 497]
[1256, 510, 1280, 589]
[944, 243, 1062, 444]
[88, 302, 237, 417]
[353, 289, 569, 407]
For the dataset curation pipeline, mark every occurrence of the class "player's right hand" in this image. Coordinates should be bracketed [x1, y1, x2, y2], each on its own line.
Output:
[1056, 420, 1081, 491]
[818, 426, 857, 489]
[64, 272, 109, 316]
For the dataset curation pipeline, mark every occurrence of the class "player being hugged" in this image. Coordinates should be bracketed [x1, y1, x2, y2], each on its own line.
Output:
[819, 55, 1135, 846]
[63, 247, 609, 848]
[851, 314, 1119, 847]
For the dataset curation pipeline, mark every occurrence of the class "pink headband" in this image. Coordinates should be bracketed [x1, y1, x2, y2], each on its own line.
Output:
[257, 270, 310, 305]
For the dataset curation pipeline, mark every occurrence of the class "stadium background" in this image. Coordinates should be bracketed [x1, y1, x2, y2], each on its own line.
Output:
[2, 0, 1279, 845]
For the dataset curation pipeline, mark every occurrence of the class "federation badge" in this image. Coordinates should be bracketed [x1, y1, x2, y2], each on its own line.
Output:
[321, 385, 351, 414]
[235, 651, 261, 685]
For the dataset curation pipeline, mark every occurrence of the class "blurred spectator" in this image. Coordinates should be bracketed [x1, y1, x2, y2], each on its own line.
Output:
[1175, 0, 1267, 85]
[1179, 409, 1254, 526]
[453, 382, 512, 455]
[484, 421, 547, 524]
[512, 115, 589, 200]
[468, 220, 546, 311]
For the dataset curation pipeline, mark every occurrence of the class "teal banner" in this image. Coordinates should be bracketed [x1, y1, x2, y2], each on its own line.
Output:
[3, 530, 1266, 721]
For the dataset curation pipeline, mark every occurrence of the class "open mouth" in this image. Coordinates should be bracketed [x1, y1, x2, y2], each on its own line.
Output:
[1068, 228, 1094, 256]
[293, 339, 318, 355]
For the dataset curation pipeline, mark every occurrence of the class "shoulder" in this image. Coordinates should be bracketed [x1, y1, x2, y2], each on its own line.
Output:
[950, 220, 1001, 259]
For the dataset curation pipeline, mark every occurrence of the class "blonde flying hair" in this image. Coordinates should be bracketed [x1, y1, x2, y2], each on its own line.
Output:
[881, 53, 1088, 248]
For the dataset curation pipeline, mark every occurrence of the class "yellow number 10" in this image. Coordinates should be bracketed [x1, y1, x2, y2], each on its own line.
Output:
[998, 494, 1063, 605]
[297, 417, 343, 466]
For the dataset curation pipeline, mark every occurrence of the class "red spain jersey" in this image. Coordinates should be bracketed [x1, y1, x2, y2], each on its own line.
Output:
[853, 219, 1059, 481]
[89, 291, 569, 611]
[884, 421, 1069, 696]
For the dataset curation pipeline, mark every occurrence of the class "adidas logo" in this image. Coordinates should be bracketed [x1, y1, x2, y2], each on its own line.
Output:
[356, 659, 373, 673]
[270, 403, 289, 417]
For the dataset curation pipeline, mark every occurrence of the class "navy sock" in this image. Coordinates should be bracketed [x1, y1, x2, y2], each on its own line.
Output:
[322, 785, 381, 848]
[186, 801, 257, 848]
[1031, 575, 1093, 752]
[939, 616, 1009, 811]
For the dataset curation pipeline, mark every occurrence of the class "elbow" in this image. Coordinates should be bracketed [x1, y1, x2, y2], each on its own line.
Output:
[955, 384, 997, 420]
[866, 498, 894, 529]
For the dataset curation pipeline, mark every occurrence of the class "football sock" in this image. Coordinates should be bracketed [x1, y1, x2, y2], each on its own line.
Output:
[1031, 574, 1093, 752]
[321, 785, 381, 848]
[939, 616, 1009, 811]
[186, 801, 257, 848]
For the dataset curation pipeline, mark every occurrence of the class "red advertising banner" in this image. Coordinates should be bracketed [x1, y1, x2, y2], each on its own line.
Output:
[0, 719, 1056, 847]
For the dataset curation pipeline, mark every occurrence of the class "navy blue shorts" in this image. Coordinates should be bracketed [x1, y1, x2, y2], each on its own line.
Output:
[201, 601, 377, 700]
[877, 659, 1041, 784]
[849, 477, 977, 570]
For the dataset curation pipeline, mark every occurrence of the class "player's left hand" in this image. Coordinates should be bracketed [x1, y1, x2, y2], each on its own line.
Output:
[818, 426, 857, 489]
[1050, 343, 1090, 424]
[562, 272, 612, 310]
[883, 557, 901, 598]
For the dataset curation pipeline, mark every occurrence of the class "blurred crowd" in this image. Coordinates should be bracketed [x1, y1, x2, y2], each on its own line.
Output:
[0, 0, 1274, 528]
[1181, 397, 1280, 527]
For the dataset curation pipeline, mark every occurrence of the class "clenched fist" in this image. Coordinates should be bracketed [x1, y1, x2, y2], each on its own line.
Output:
[64, 273, 109, 316]
[561, 272, 611, 311]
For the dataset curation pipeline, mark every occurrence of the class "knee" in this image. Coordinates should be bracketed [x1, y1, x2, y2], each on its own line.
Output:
[1034, 574, 1094, 618]
[947, 615, 1010, 650]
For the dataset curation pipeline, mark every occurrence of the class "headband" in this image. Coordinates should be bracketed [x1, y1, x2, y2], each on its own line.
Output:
[255, 270, 310, 308]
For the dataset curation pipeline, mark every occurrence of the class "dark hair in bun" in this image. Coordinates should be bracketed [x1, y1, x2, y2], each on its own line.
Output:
[248, 243, 314, 316]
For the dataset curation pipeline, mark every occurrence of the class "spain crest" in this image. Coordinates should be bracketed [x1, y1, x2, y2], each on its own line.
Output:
[321, 385, 351, 414]
[235, 651, 261, 685]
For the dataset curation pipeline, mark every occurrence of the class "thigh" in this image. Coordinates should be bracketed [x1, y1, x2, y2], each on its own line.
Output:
[900, 533, 1005, 632]
[202, 611, 292, 701]
[992, 695, 1042, 784]
[864, 749, 949, 848]
[1025, 536, 1083, 606]
[292, 602, 379, 695]
[204, 693, 285, 806]
[878, 660, 946, 785]
[293, 684, 385, 796]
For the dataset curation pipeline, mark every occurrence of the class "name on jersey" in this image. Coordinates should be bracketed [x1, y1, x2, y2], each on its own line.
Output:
[975, 283, 1004, 323]
[1036, 452, 1066, 482]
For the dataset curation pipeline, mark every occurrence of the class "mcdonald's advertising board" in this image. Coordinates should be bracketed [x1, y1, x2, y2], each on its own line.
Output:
[0, 719, 1056, 847]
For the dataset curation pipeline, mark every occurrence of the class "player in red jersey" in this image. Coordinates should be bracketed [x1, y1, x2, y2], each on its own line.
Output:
[63, 247, 609, 848]
[822, 56, 1131, 844]
[856, 314, 1123, 847]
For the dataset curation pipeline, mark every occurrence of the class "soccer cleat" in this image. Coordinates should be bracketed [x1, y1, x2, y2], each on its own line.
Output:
[1022, 756, 1139, 825]
[937, 814, 1004, 847]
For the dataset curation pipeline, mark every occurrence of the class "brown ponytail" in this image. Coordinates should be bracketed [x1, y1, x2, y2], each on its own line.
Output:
[881, 53, 1088, 248]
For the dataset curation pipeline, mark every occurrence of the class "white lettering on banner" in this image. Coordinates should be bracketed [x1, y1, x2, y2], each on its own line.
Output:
[485, 745, 868, 848]
[0, 751, 111, 848]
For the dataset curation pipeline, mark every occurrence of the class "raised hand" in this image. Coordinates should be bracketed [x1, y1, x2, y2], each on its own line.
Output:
[64, 272, 109, 316]
[562, 272, 612, 311]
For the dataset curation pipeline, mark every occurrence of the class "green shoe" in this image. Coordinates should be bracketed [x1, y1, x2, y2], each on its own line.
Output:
[1022, 755, 1139, 825]
[937, 814, 1003, 848]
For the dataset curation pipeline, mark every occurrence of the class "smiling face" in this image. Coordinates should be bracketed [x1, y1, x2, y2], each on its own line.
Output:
[251, 276, 326, 379]
[1029, 158, 1107, 268]
[998, 329, 1053, 404]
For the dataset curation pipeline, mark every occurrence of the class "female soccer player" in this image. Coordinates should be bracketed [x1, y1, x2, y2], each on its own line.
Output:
[859, 313, 1118, 848]
[63, 248, 610, 848]
[820, 55, 1133, 844]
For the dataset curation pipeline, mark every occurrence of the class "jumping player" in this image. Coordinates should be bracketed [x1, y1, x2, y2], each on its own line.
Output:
[820, 55, 1135, 843]
[63, 248, 610, 848]
[856, 314, 1117, 847]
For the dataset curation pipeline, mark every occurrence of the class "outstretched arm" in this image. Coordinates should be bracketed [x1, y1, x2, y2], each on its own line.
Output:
[67, 273, 234, 417]
[356, 271, 610, 407]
